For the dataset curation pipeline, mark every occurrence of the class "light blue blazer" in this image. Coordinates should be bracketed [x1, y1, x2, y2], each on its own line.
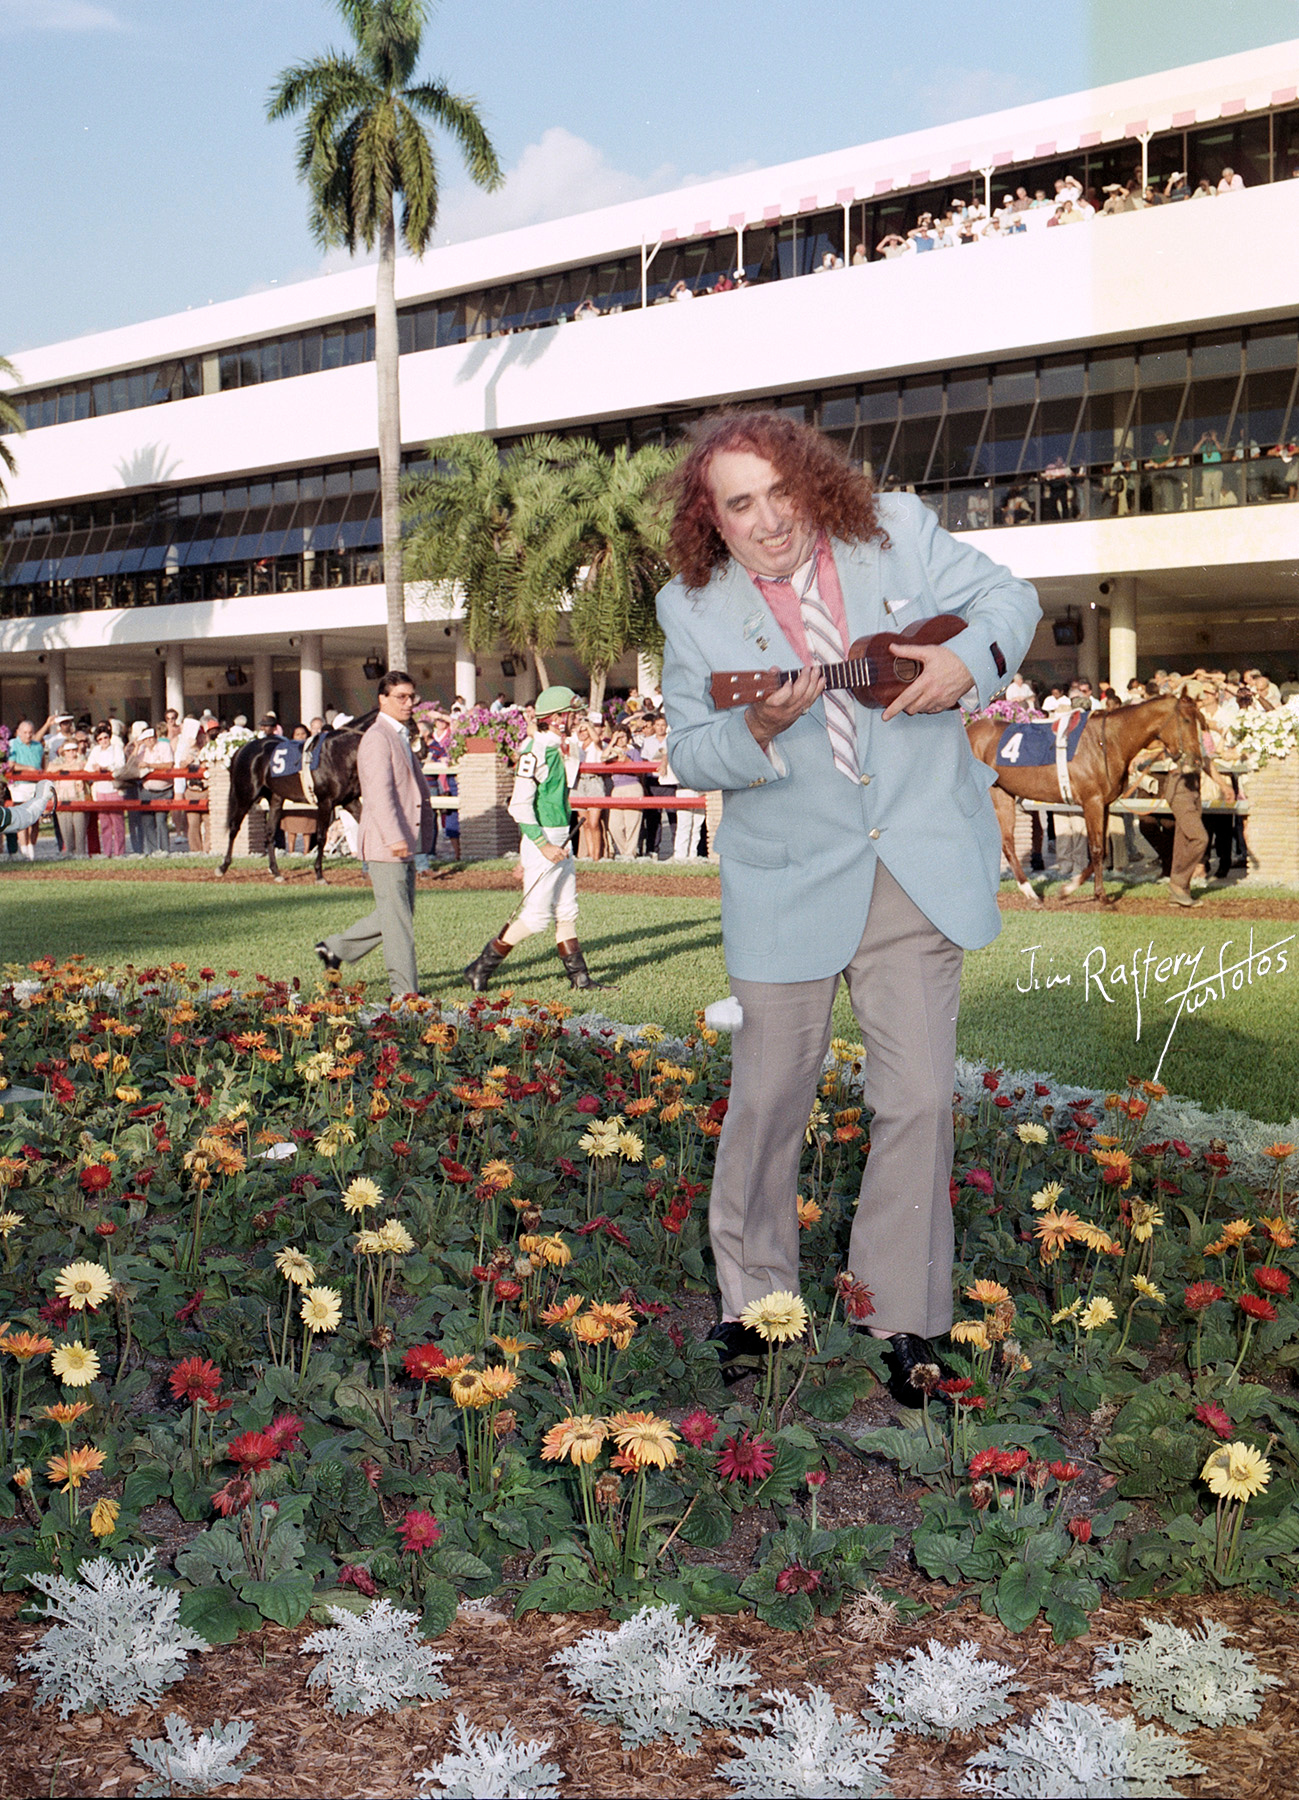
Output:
[657, 494, 1041, 981]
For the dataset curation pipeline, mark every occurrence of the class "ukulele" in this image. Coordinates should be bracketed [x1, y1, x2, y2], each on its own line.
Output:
[709, 615, 968, 711]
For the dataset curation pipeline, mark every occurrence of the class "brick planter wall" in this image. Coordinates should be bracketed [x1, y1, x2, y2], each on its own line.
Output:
[1243, 758, 1299, 886]
[457, 740, 519, 859]
[206, 763, 268, 858]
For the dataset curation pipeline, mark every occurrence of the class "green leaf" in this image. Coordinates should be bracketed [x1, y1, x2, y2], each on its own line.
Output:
[178, 1584, 261, 1645]
[170, 1465, 212, 1523]
[122, 1465, 171, 1513]
[237, 1571, 315, 1627]
[1043, 1593, 1092, 1643]
[420, 1577, 460, 1640]
[678, 1488, 734, 1550]
[912, 1529, 968, 1585]
[756, 1589, 815, 1631]
[515, 1572, 607, 1617]
[429, 1547, 493, 1584]
[801, 1377, 859, 1422]
[993, 1561, 1051, 1633]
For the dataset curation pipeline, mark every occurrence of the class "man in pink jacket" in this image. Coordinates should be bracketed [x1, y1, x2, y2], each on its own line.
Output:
[315, 671, 433, 998]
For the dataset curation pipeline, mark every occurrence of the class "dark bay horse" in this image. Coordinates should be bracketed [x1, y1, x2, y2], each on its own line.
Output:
[219, 716, 375, 883]
[965, 694, 1205, 905]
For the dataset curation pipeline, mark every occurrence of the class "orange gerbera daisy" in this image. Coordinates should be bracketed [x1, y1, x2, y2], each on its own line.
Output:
[1035, 1209, 1084, 1263]
[1259, 1215, 1296, 1249]
[966, 1279, 1011, 1306]
[1262, 1142, 1296, 1161]
[606, 1410, 679, 1471]
[541, 1295, 584, 1326]
[3, 1330, 54, 1362]
[42, 1401, 93, 1425]
[46, 1443, 106, 1491]
[540, 1414, 607, 1465]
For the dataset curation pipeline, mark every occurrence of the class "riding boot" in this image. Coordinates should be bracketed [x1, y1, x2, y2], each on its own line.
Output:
[556, 939, 605, 991]
[464, 934, 511, 993]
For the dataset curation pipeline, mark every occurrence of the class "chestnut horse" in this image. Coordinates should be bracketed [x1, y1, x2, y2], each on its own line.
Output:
[965, 694, 1205, 905]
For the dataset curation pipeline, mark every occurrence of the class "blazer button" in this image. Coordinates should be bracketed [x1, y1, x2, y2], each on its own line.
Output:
[859, 774, 872, 786]
[868, 828, 881, 839]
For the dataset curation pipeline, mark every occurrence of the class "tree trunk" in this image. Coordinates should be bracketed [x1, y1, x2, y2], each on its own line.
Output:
[587, 668, 608, 712]
[376, 212, 407, 671]
[532, 647, 551, 690]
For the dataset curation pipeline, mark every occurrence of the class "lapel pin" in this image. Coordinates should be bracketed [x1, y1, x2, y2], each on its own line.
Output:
[756, 635, 769, 653]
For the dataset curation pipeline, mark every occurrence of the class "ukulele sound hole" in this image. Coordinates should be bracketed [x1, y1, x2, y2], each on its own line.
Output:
[891, 657, 919, 682]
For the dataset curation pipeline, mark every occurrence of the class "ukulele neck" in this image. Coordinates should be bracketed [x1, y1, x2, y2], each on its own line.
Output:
[779, 654, 875, 694]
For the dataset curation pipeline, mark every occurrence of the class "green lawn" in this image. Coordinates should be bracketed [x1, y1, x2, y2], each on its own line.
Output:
[2, 871, 1296, 1121]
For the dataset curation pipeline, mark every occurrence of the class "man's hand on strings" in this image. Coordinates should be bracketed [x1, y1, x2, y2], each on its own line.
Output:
[881, 641, 975, 721]
[746, 665, 824, 752]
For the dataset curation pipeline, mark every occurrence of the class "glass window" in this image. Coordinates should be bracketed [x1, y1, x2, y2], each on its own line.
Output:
[1235, 367, 1296, 452]
[1275, 106, 1299, 181]
[1087, 351, 1135, 395]
[819, 393, 856, 429]
[1039, 358, 1085, 400]
[247, 482, 273, 507]
[350, 463, 379, 493]
[1191, 334, 1242, 379]
[929, 406, 988, 480]
[985, 402, 1035, 474]
[238, 349, 261, 387]
[900, 380, 944, 417]
[889, 416, 940, 483]
[324, 469, 351, 498]
[859, 382, 898, 424]
[261, 342, 282, 383]
[279, 337, 302, 380]
[300, 332, 323, 374]
[1023, 395, 1084, 471]
[1181, 376, 1240, 456]
[1246, 327, 1297, 372]
[219, 353, 241, 391]
[1139, 347, 1187, 387]
[298, 473, 324, 502]
[990, 365, 1035, 406]
[343, 325, 366, 364]
[320, 328, 344, 370]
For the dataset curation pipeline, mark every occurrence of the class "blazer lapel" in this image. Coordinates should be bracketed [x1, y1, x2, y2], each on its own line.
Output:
[834, 537, 886, 642]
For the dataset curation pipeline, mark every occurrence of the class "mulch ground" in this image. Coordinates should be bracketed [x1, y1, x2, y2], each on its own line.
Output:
[1, 1584, 1294, 1798]
[4, 859, 1299, 915]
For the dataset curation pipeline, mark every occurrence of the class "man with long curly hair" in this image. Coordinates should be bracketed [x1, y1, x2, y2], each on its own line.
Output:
[657, 411, 1039, 1402]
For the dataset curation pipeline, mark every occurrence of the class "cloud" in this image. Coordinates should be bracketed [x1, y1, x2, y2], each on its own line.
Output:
[431, 127, 756, 247]
[910, 65, 1043, 130]
[0, 0, 125, 28]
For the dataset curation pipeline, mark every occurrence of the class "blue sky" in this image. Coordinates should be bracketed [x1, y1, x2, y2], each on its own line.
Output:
[3, 0, 1297, 354]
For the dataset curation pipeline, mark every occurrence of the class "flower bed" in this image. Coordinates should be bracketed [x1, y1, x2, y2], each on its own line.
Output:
[0, 957, 1296, 1770]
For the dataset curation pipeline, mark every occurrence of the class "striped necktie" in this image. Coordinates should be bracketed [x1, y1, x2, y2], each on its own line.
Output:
[762, 554, 859, 781]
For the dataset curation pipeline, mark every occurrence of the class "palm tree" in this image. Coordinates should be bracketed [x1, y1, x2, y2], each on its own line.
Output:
[0, 355, 26, 501]
[526, 439, 681, 709]
[268, 0, 502, 670]
[403, 432, 568, 689]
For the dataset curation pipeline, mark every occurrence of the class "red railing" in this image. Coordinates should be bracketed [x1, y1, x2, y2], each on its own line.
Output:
[568, 761, 706, 810]
[2, 765, 209, 814]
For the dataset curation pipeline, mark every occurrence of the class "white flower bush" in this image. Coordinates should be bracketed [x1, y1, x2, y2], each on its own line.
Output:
[413, 1717, 563, 1798]
[962, 1697, 1206, 1797]
[18, 1552, 207, 1718]
[1093, 1617, 1281, 1732]
[197, 726, 255, 768]
[867, 1638, 1022, 1737]
[1227, 704, 1299, 767]
[300, 1598, 450, 1716]
[550, 1603, 754, 1752]
[130, 1715, 258, 1796]
[717, 1686, 896, 1798]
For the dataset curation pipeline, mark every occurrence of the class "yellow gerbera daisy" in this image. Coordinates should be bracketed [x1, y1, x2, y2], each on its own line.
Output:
[90, 1496, 120, 1538]
[1030, 1182, 1065, 1212]
[1131, 1275, 1165, 1305]
[491, 1334, 539, 1361]
[274, 1246, 315, 1287]
[606, 1410, 679, 1470]
[740, 1290, 809, 1344]
[300, 1286, 342, 1333]
[449, 1369, 489, 1409]
[540, 1414, 607, 1464]
[51, 1342, 100, 1387]
[949, 1320, 991, 1349]
[376, 1219, 415, 1255]
[1051, 1297, 1083, 1325]
[54, 1261, 113, 1312]
[1080, 1296, 1118, 1331]
[1201, 1441, 1271, 1503]
[477, 1365, 518, 1401]
[1016, 1122, 1048, 1145]
[340, 1176, 383, 1216]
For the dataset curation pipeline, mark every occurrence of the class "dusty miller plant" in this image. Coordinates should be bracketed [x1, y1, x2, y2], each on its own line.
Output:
[300, 1598, 451, 1716]
[716, 1685, 896, 1799]
[17, 1552, 207, 1718]
[550, 1603, 755, 1752]
[867, 1638, 1022, 1737]
[129, 1715, 259, 1796]
[413, 1716, 563, 1798]
[1093, 1616, 1281, 1732]
[961, 1697, 1206, 1798]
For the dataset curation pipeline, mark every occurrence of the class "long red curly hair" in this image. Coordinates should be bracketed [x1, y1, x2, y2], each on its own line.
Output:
[665, 410, 887, 591]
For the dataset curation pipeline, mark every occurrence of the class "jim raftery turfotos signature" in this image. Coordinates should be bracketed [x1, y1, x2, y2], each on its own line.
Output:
[1016, 929, 1295, 1081]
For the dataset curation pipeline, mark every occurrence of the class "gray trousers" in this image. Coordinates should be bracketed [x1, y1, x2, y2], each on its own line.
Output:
[713, 862, 963, 1337]
[323, 859, 418, 997]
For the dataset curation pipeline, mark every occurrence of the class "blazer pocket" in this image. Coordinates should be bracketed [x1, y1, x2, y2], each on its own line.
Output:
[715, 829, 790, 869]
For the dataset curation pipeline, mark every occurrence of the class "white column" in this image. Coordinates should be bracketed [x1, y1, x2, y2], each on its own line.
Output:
[149, 660, 166, 719]
[1108, 578, 1138, 694]
[46, 650, 67, 716]
[165, 644, 185, 716]
[299, 633, 324, 725]
[253, 653, 274, 725]
[454, 625, 477, 709]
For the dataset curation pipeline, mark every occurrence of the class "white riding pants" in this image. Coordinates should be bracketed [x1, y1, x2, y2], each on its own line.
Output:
[516, 830, 578, 937]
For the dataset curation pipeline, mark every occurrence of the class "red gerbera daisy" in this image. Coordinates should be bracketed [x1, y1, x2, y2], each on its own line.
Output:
[396, 1508, 442, 1553]
[1194, 1402, 1232, 1438]
[1183, 1281, 1225, 1311]
[265, 1412, 304, 1454]
[678, 1409, 719, 1448]
[79, 1164, 112, 1193]
[967, 1448, 1000, 1478]
[1049, 1460, 1081, 1483]
[225, 1429, 278, 1473]
[715, 1429, 776, 1485]
[402, 1344, 448, 1382]
[211, 1476, 253, 1516]
[168, 1356, 222, 1407]
[993, 1449, 1029, 1477]
[1253, 1266, 1291, 1298]
[1238, 1293, 1278, 1322]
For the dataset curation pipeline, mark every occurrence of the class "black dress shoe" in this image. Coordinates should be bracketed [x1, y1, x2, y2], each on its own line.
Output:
[879, 1333, 946, 1408]
[314, 941, 342, 971]
[705, 1321, 766, 1385]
